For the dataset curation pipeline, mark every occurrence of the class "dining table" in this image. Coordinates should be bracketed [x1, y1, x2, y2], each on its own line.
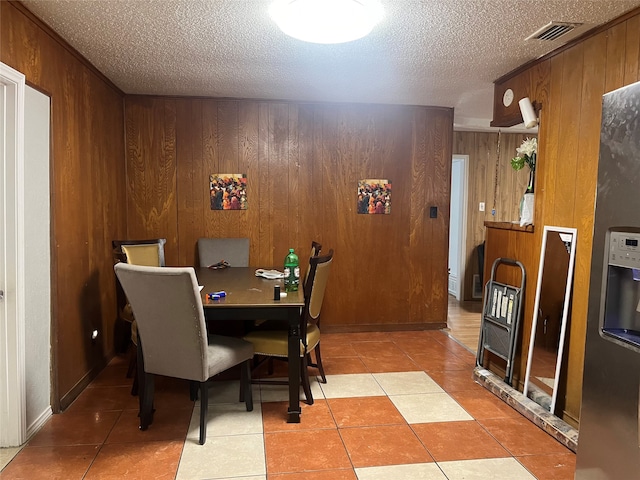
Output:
[196, 267, 305, 423]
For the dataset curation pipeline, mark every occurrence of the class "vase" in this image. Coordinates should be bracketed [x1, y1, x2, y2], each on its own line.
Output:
[520, 168, 535, 226]
[526, 168, 535, 194]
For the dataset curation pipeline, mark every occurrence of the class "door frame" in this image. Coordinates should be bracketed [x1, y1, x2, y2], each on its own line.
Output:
[449, 154, 469, 301]
[1, 63, 27, 447]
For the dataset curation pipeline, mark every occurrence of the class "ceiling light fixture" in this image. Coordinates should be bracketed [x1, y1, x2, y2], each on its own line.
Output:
[269, 0, 384, 44]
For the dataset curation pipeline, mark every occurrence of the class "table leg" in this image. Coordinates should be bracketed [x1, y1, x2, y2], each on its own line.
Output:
[287, 308, 301, 423]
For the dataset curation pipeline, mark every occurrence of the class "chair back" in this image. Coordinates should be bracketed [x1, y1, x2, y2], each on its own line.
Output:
[303, 241, 322, 287]
[112, 239, 167, 323]
[114, 263, 210, 382]
[113, 239, 166, 266]
[302, 250, 333, 328]
[197, 237, 249, 267]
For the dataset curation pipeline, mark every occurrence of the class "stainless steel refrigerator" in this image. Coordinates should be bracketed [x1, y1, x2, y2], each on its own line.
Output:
[576, 80, 640, 479]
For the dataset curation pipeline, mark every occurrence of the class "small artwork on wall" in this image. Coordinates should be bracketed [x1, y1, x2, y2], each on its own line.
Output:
[357, 179, 391, 214]
[210, 174, 247, 210]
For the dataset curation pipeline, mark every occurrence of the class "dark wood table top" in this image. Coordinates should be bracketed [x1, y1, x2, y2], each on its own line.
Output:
[196, 267, 304, 308]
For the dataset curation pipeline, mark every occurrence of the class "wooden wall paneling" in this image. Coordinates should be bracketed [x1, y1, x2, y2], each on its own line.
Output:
[176, 99, 200, 267]
[378, 107, 413, 324]
[336, 107, 363, 324]
[125, 98, 179, 261]
[287, 104, 300, 253]
[493, 133, 511, 221]
[269, 103, 292, 264]
[496, 133, 528, 222]
[294, 104, 320, 260]
[236, 103, 251, 243]
[604, 22, 628, 93]
[553, 46, 584, 227]
[453, 131, 533, 301]
[239, 101, 261, 266]
[86, 72, 110, 360]
[257, 102, 272, 267]
[470, 133, 488, 299]
[125, 100, 453, 331]
[215, 101, 241, 238]
[55, 57, 91, 400]
[408, 108, 429, 324]
[488, 10, 640, 425]
[321, 105, 353, 326]
[538, 55, 564, 231]
[2, 1, 127, 407]
[530, 60, 551, 106]
[478, 133, 495, 217]
[202, 100, 220, 242]
[623, 15, 640, 84]
[92, 78, 126, 357]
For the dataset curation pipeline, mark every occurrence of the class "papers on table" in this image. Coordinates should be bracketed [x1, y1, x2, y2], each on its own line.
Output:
[255, 269, 284, 279]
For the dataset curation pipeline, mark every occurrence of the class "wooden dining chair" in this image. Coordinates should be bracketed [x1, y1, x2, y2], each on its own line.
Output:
[243, 249, 333, 405]
[304, 241, 322, 286]
[197, 237, 249, 268]
[114, 263, 254, 445]
[112, 238, 167, 394]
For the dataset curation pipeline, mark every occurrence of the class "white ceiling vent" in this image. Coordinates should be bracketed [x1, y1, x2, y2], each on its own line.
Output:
[525, 22, 583, 41]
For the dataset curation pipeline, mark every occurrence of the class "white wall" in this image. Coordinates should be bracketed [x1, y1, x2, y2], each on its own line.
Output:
[23, 85, 51, 436]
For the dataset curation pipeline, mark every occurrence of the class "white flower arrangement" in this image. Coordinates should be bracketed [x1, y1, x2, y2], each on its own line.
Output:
[511, 137, 537, 171]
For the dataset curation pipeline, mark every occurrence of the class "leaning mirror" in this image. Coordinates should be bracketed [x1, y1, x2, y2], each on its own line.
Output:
[523, 225, 577, 414]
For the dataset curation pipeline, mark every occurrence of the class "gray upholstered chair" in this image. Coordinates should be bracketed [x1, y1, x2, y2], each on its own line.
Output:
[112, 238, 167, 393]
[243, 250, 333, 405]
[114, 263, 254, 445]
[197, 237, 250, 268]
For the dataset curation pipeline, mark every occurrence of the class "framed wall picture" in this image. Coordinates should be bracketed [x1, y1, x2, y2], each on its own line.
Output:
[357, 179, 391, 214]
[210, 174, 247, 210]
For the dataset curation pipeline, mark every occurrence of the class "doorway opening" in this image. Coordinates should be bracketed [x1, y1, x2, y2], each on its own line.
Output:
[448, 155, 468, 301]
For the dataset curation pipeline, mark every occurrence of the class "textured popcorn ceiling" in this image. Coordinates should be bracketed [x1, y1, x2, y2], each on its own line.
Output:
[21, 0, 640, 129]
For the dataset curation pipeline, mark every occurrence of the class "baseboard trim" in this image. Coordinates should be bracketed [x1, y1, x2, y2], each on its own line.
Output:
[323, 323, 447, 334]
[59, 352, 113, 411]
[26, 406, 52, 441]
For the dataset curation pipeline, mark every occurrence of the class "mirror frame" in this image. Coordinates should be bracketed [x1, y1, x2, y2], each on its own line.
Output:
[523, 225, 577, 414]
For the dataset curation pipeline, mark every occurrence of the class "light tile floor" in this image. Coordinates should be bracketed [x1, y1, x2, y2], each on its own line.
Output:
[0, 330, 576, 479]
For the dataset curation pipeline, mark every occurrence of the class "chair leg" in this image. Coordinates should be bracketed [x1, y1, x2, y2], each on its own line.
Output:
[130, 338, 139, 396]
[126, 342, 137, 378]
[199, 381, 208, 445]
[131, 369, 139, 397]
[240, 360, 253, 411]
[189, 381, 199, 401]
[300, 354, 314, 405]
[139, 372, 155, 430]
[242, 361, 252, 408]
[314, 344, 327, 384]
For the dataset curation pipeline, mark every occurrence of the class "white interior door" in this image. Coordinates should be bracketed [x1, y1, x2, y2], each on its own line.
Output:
[1, 77, 5, 356]
[1, 63, 27, 447]
[448, 155, 468, 301]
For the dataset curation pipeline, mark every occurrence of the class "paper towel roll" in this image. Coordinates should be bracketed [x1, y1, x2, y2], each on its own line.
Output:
[519, 97, 538, 129]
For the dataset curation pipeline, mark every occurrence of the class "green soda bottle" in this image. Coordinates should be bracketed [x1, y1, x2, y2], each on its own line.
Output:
[283, 248, 299, 292]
